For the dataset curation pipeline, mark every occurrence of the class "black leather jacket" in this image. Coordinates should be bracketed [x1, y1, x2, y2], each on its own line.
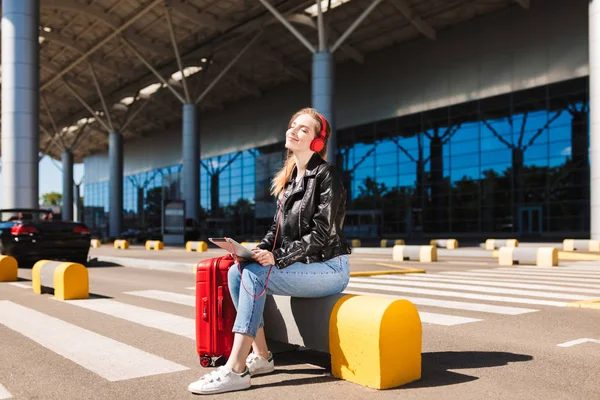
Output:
[257, 153, 352, 269]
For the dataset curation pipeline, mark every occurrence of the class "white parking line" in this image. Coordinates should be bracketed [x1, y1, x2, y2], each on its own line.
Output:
[350, 277, 591, 301]
[6, 282, 31, 289]
[64, 298, 195, 339]
[0, 301, 189, 381]
[342, 289, 536, 315]
[124, 290, 195, 307]
[0, 383, 11, 399]
[345, 282, 567, 307]
[370, 274, 600, 295]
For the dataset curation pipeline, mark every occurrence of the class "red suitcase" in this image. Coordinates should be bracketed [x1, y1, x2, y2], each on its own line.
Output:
[195, 255, 236, 368]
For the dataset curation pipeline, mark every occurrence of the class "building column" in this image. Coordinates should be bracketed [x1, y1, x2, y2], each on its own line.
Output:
[62, 150, 74, 221]
[591, 0, 600, 239]
[182, 104, 200, 223]
[312, 51, 336, 165]
[109, 131, 123, 238]
[1, 0, 40, 209]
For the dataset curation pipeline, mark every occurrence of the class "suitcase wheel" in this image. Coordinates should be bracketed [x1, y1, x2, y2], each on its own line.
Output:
[200, 356, 212, 368]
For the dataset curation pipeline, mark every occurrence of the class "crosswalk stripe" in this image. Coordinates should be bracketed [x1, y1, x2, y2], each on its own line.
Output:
[493, 267, 600, 276]
[440, 271, 600, 284]
[0, 301, 189, 381]
[343, 289, 536, 315]
[185, 287, 195, 291]
[444, 261, 491, 265]
[345, 282, 567, 307]
[6, 282, 31, 289]
[422, 274, 600, 289]
[124, 290, 195, 307]
[343, 290, 481, 325]
[350, 277, 591, 301]
[474, 269, 600, 279]
[64, 298, 195, 339]
[370, 274, 600, 295]
[0, 384, 11, 400]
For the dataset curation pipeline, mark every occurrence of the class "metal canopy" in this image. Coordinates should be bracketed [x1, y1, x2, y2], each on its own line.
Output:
[0, 0, 526, 163]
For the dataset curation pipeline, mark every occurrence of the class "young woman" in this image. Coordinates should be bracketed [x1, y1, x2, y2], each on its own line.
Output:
[188, 108, 352, 395]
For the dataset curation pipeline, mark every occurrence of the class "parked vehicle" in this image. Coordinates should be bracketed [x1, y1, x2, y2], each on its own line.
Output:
[0, 208, 91, 267]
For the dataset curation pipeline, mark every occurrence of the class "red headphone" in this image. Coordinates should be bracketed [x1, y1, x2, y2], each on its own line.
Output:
[310, 113, 327, 152]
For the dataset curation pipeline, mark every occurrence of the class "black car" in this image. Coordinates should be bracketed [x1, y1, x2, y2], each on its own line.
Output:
[0, 208, 91, 267]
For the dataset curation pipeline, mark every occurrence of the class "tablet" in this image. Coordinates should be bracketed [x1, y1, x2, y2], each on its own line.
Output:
[209, 237, 256, 260]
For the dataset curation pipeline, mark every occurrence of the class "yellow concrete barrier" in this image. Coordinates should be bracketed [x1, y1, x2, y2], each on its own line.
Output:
[393, 245, 437, 263]
[351, 239, 361, 248]
[114, 239, 129, 249]
[32, 260, 89, 300]
[0, 256, 18, 282]
[90, 239, 101, 248]
[562, 239, 600, 252]
[485, 239, 519, 250]
[381, 239, 405, 247]
[145, 240, 164, 251]
[558, 251, 600, 261]
[498, 247, 558, 267]
[186, 241, 208, 252]
[430, 239, 459, 249]
[329, 295, 421, 389]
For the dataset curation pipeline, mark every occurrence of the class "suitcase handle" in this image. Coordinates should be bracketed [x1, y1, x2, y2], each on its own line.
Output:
[202, 297, 208, 321]
[217, 286, 224, 331]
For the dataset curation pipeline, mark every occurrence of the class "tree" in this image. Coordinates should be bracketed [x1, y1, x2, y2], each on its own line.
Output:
[40, 192, 62, 206]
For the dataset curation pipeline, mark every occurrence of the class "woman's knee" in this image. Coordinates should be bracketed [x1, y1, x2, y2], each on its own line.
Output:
[240, 263, 267, 285]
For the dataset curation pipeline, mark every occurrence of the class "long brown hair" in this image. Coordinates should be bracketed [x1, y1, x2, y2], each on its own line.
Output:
[270, 108, 331, 197]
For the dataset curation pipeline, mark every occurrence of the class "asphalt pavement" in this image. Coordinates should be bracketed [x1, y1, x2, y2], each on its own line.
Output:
[1, 246, 600, 399]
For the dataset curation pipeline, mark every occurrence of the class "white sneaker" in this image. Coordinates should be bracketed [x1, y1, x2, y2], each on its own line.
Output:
[246, 352, 275, 376]
[187, 366, 251, 395]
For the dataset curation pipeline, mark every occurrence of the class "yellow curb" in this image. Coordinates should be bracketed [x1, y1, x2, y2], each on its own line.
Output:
[558, 251, 600, 261]
[492, 250, 499, 258]
[567, 298, 600, 310]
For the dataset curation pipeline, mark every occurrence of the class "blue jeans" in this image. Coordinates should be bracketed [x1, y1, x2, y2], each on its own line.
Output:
[227, 255, 350, 339]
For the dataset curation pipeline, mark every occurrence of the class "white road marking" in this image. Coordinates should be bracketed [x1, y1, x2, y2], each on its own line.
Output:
[557, 338, 600, 348]
[440, 271, 600, 284]
[350, 277, 591, 301]
[6, 282, 31, 289]
[345, 282, 567, 307]
[0, 301, 189, 381]
[493, 267, 600, 276]
[0, 384, 11, 400]
[124, 290, 195, 307]
[417, 311, 481, 326]
[370, 274, 600, 295]
[64, 298, 195, 339]
[342, 289, 536, 315]
[185, 286, 195, 291]
[471, 269, 600, 280]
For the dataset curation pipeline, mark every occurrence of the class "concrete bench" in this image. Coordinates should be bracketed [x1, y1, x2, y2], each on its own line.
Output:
[380, 239, 405, 247]
[430, 239, 458, 249]
[263, 294, 421, 389]
[186, 241, 208, 252]
[145, 240, 164, 251]
[113, 239, 129, 250]
[485, 238, 519, 250]
[393, 245, 437, 262]
[90, 239, 102, 248]
[0, 256, 18, 282]
[498, 247, 558, 267]
[32, 260, 89, 300]
[562, 239, 600, 252]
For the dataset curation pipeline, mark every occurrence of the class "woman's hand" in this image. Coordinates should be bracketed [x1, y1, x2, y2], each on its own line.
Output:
[252, 249, 275, 267]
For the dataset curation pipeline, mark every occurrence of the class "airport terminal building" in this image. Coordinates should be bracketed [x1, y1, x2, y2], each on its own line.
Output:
[1, 0, 596, 243]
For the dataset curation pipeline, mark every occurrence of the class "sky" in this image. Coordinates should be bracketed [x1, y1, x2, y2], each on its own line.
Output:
[0, 157, 85, 208]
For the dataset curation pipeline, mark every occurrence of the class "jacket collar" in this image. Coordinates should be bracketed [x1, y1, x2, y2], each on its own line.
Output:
[287, 152, 325, 183]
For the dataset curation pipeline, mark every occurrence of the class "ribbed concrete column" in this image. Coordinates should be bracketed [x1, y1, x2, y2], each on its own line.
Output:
[1, 0, 40, 209]
[312, 51, 335, 165]
[109, 131, 123, 238]
[61, 150, 74, 221]
[182, 104, 199, 223]
[591, 1, 600, 238]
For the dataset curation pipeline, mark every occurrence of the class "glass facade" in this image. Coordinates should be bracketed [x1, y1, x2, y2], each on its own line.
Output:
[84, 77, 590, 241]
